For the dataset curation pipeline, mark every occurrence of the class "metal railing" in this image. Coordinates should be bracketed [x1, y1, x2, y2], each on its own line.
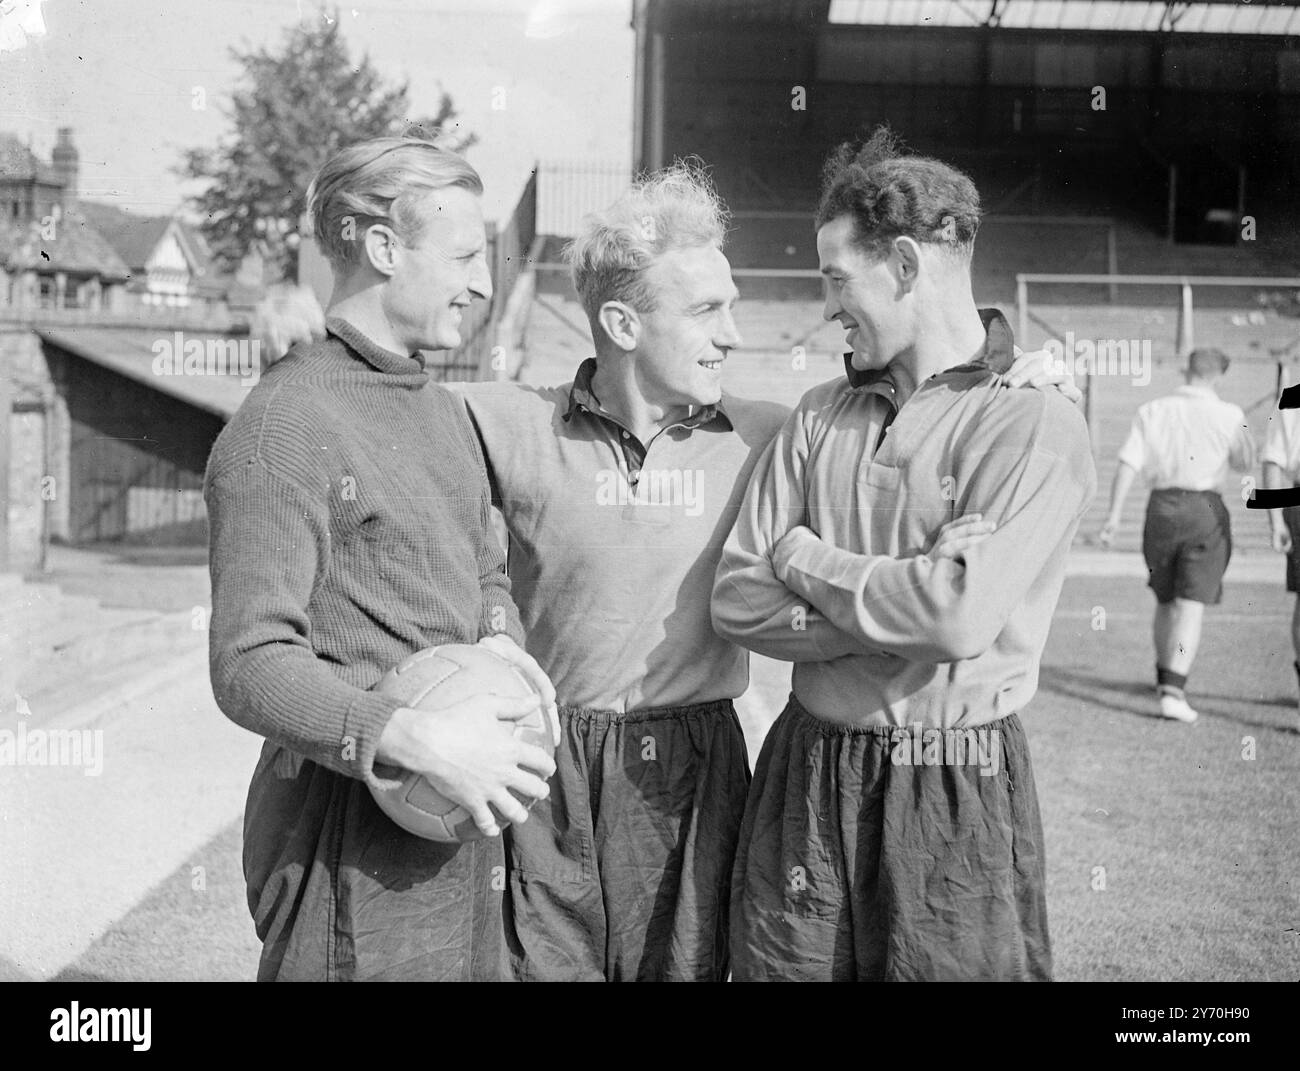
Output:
[1016, 271, 1300, 445]
[1015, 272, 1300, 349]
[537, 159, 633, 238]
[724, 212, 1117, 278]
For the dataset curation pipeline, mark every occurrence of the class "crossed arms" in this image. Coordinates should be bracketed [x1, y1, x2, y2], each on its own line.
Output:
[712, 396, 1097, 665]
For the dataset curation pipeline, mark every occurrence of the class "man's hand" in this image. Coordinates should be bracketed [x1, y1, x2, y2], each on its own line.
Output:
[1005, 348, 1082, 404]
[378, 693, 556, 838]
[926, 513, 996, 564]
[1097, 519, 1118, 549]
[251, 283, 327, 363]
[477, 633, 561, 746]
[1271, 522, 1292, 555]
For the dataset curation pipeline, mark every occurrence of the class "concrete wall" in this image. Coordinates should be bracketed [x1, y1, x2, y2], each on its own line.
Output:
[0, 329, 62, 571]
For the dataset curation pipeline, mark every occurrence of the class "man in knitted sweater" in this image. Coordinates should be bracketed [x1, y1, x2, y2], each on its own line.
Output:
[205, 139, 558, 982]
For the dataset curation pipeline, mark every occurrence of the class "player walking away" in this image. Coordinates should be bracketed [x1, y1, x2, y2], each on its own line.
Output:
[712, 129, 1096, 982]
[1259, 402, 1300, 721]
[1098, 348, 1256, 724]
[205, 138, 557, 982]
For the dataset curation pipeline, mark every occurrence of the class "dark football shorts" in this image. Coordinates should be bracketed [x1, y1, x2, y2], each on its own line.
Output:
[729, 695, 1051, 982]
[1142, 488, 1232, 604]
[1284, 506, 1300, 593]
[504, 698, 749, 982]
[242, 743, 511, 981]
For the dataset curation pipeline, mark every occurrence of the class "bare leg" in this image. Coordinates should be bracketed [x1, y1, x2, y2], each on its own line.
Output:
[1154, 597, 1204, 676]
[1153, 598, 1204, 722]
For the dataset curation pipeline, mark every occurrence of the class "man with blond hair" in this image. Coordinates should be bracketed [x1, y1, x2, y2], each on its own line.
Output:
[456, 164, 790, 980]
[206, 137, 557, 982]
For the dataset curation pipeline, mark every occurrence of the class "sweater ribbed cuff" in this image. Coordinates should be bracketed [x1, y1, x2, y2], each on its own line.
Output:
[342, 689, 407, 791]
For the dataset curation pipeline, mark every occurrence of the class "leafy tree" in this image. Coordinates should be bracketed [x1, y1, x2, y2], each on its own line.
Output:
[181, 9, 475, 280]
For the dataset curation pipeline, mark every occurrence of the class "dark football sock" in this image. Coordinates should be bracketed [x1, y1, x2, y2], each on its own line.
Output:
[1156, 667, 1188, 701]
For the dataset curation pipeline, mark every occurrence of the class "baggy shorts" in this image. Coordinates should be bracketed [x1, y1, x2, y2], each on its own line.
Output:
[730, 696, 1052, 982]
[243, 742, 511, 981]
[1142, 489, 1232, 605]
[505, 699, 750, 981]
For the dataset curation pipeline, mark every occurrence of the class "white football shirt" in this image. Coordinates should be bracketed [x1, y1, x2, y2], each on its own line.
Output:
[1117, 383, 1255, 491]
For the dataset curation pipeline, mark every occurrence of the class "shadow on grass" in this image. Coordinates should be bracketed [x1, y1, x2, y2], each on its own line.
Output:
[48, 968, 117, 982]
[1039, 665, 1293, 732]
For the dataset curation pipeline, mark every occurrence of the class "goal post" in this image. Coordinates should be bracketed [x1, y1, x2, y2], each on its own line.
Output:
[1016, 272, 1300, 444]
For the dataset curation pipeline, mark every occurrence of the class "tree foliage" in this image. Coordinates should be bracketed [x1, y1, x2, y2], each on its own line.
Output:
[181, 10, 475, 280]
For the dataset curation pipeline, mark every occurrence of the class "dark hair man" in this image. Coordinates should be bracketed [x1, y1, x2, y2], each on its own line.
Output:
[713, 129, 1097, 981]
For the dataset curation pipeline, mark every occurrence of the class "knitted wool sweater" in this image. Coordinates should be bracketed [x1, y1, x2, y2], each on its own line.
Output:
[204, 317, 524, 787]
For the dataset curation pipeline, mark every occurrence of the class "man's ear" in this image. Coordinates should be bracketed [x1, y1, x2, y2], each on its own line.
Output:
[893, 236, 922, 295]
[596, 300, 640, 352]
[362, 223, 400, 278]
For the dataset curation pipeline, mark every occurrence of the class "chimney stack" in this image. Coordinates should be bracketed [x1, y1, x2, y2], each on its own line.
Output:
[51, 127, 79, 208]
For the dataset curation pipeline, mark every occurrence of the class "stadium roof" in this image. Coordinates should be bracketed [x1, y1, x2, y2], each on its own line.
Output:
[827, 0, 1300, 34]
[37, 327, 255, 418]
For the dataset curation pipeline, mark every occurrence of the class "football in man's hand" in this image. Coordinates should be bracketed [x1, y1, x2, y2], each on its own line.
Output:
[368, 643, 556, 843]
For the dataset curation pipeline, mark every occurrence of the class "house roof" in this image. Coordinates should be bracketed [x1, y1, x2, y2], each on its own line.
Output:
[0, 134, 262, 303]
[36, 326, 256, 418]
[75, 201, 244, 300]
[0, 134, 58, 185]
[0, 209, 131, 278]
[75, 201, 173, 273]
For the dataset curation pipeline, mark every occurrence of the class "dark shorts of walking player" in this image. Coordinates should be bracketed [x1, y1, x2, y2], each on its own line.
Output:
[1283, 505, 1300, 593]
[244, 744, 511, 982]
[1142, 488, 1232, 605]
[730, 695, 1051, 982]
[504, 698, 749, 981]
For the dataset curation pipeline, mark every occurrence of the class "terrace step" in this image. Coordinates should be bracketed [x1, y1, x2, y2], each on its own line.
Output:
[0, 578, 206, 721]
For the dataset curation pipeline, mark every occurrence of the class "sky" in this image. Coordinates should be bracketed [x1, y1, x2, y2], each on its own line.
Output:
[0, 0, 635, 223]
